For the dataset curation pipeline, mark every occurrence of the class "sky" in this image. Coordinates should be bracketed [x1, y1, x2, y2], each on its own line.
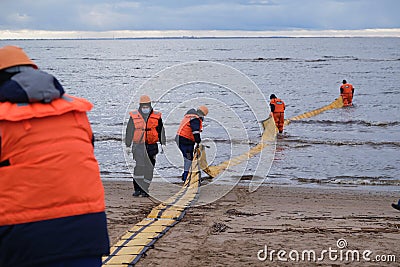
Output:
[1, 0, 400, 38]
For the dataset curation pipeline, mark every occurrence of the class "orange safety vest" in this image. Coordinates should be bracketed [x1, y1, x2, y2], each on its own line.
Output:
[270, 98, 285, 113]
[340, 83, 353, 95]
[177, 114, 203, 142]
[0, 95, 105, 226]
[129, 110, 161, 144]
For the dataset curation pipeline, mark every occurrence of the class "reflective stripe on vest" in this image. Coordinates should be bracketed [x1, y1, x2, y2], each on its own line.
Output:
[129, 110, 161, 144]
[177, 114, 203, 142]
[0, 97, 105, 226]
[270, 98, 285, 113]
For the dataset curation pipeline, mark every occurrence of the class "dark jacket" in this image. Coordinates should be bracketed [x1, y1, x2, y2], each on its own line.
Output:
[125, 108, 166, 156]
[176, 108, 202, 145]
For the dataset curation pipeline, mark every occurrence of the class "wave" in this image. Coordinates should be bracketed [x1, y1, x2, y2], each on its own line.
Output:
[381, 91, 400, 95]
[323, 55, 356, 59]
[93, 132, 400, 148]
[213, 48, 235, 51]
[100, 170, 131, 175]
[95, 135, 122, 142]
[199, 56, 400, 63]
[204, 139, 258, 145]
[283, 138, 400, 148]
[319, 55, 400, 61]
[56, 57, 142, 61]
[291, 119, 400, 127]
[100, 170, 132, 179]
[93, 135, 256, 146]
[199, 57, 296, 62]
[294, 176, 400, 186]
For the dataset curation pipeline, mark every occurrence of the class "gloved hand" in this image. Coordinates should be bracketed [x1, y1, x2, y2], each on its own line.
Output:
[195, 143, 200, 150]
[125, 146, 131, 155]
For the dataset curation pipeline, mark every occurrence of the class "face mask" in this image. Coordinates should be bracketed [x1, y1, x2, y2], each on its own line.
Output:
[141, 107, 151, 114]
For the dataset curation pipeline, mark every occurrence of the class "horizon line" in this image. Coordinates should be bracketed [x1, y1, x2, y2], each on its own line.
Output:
[1, 29, 400, 40]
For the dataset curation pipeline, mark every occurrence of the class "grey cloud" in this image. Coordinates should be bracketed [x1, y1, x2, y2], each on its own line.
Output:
[0, 0, 399, 31]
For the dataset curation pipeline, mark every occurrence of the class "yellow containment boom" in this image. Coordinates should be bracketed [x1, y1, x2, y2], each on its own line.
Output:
[285, 96, 343, 123]
[202, 116, 277, 178]
[103, 96, 344, 266]
[102, 148, 203, 266]
[201, 97, 344, 178]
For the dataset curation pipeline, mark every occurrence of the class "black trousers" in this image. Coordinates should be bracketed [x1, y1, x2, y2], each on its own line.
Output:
[132, 143, 157, 193]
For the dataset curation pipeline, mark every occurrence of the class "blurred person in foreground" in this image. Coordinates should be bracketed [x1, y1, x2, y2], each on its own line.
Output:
[0, 46, 109, 267]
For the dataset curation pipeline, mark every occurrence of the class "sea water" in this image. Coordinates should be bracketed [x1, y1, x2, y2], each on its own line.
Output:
[1, 38, 399, 189]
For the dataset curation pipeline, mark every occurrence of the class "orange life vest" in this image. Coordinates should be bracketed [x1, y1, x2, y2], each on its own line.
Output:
[177, 114, 203, 142]
[340, 83, 353, 95]
[270, 98, 285, 113]
[0, 95, 105, 226]
[129, 110, 161, 144]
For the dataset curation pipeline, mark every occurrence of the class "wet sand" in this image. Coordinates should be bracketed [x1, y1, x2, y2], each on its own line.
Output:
[104, 181, 400, 266]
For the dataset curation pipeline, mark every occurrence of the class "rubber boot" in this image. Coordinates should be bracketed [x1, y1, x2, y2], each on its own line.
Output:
[392, 199, 400, 211]
[132, 179, 142, 197]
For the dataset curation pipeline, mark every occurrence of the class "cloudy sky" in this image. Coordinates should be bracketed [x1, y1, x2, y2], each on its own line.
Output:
[1, 0, 400, 38]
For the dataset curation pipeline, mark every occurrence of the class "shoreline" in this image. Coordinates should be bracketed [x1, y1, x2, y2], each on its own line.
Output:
[101, 177, 400, 192]
[103, 181, 400, 266]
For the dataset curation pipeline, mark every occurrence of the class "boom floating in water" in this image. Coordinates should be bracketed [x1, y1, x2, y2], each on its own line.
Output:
[202, 97, 344, 178]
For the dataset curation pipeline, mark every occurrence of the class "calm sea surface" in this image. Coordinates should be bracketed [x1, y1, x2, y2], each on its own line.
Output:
[2, 38, 399, 189]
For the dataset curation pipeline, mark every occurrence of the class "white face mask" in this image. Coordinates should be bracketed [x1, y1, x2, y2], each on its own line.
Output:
[141, 107, 151, 114]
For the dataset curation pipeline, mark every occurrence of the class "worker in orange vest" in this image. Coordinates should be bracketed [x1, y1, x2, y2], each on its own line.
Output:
[175, 105, 208, 182]
[340, 80, 355, 106]
[269, 94, 285, 133]
[0, 46, 109, 267]
[125, 95, 166, 197]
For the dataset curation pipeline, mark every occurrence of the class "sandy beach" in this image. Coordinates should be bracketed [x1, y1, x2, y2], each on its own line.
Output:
[104, 181, 400, 266]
